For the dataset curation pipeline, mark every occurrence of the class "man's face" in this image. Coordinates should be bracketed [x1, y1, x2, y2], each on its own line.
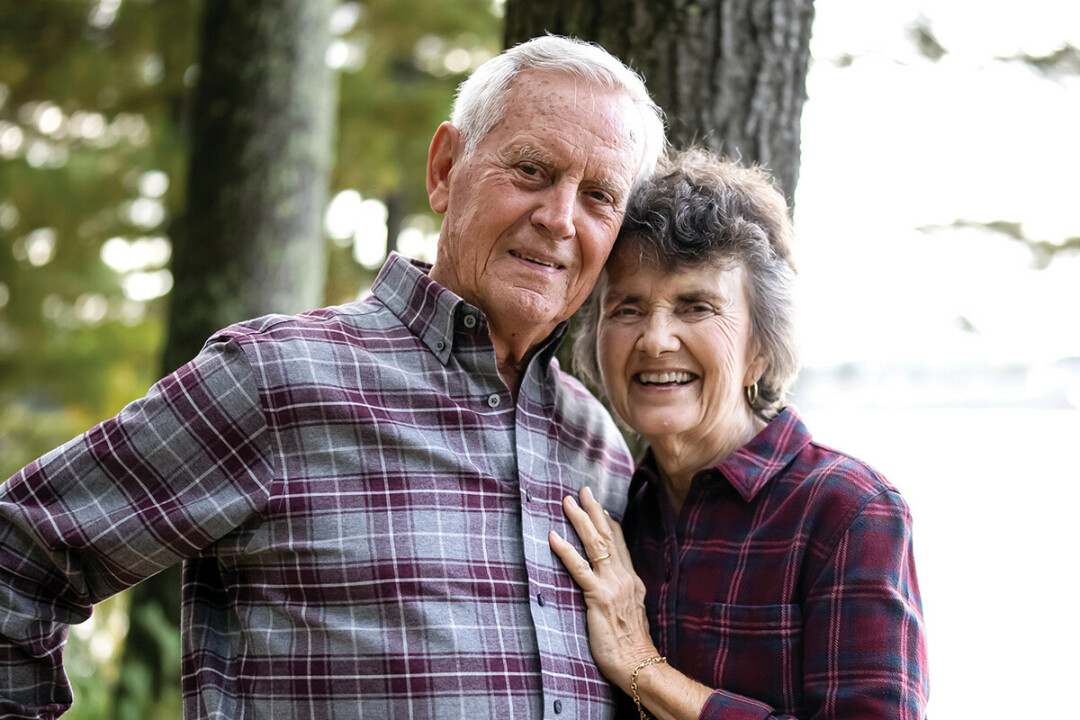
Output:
[427, 70, 644, 345]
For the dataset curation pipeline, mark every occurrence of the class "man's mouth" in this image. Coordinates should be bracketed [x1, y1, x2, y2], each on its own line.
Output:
[636, 371, 696, 386]
[510, 249, 563, 269]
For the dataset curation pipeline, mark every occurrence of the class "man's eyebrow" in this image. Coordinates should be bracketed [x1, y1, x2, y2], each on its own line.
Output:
[502, 144, 552, 167]
[591, 175, 630, 203]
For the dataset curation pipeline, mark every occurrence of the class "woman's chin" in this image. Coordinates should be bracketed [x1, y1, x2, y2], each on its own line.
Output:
[625, 413, 698, 445]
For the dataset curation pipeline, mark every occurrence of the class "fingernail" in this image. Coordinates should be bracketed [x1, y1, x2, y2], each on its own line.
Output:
[582, 486, 593, 499]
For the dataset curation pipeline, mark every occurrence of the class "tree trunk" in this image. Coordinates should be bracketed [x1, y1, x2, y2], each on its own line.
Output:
[504, 0, 815, 204]
[162, 0, 337, 374]
[116, 2, 337, 717]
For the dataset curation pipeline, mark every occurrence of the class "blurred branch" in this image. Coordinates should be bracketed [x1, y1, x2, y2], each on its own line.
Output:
[907, 16, 947, 62]
[998, 44, 1080, 79]
[919, 219, 1080, 269]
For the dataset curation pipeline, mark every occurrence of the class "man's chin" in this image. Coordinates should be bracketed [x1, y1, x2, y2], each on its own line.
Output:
[486, 288, 567, 336]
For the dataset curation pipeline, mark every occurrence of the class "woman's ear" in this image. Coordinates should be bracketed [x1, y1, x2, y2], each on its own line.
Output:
[426, 122, 460, 215]
[744, 343, 769, 388]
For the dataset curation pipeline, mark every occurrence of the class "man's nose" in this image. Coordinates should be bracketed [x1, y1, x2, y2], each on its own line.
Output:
[636, 313, 680, 357]
[531, 184, 577, 240]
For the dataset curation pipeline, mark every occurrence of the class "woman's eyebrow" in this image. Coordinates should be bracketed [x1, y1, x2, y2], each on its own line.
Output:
[675, 290, 724, 304]
[603, 290, 640, 306]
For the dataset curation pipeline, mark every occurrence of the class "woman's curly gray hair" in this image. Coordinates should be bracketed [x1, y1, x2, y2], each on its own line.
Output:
[572, 147, 800, 420]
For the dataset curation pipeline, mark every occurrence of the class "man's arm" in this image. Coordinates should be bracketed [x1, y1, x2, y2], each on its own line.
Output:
[0, 337, 274, 718]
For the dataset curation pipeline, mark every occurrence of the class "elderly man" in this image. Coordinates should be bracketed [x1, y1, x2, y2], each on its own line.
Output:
[0, 36, 665, 719]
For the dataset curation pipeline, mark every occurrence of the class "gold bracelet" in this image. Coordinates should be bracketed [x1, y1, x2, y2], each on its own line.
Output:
[630, 655, 667, 720]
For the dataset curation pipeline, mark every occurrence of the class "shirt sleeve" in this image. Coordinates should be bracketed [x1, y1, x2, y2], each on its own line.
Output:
[699, 489, 930, 720]
[0, 336, 274, 719]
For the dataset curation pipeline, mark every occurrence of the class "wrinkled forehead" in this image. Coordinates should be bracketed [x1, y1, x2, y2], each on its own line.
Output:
[502, 70, 645, 166]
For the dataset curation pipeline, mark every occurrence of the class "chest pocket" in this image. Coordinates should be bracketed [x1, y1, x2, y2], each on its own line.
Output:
[680, 602, 804, 714]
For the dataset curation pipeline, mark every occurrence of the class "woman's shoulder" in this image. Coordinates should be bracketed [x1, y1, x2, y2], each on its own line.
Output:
[755, 408, 902, 508]
[778, 431, 911, 532]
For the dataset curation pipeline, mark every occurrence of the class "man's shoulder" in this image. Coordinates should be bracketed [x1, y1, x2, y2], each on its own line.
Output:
[546, 361, 631, 458]
[214, 297, 396, 347]
[547, 359, 607, 415]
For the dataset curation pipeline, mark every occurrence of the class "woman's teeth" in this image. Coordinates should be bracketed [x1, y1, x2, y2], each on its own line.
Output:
[637, 371, 694, 385]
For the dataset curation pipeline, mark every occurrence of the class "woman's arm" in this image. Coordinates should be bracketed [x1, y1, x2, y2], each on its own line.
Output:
[551, 485, 928, 720]
[549, 487, 713, 720]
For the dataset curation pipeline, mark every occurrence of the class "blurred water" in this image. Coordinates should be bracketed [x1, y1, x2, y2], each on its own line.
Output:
[799, 405, 1080, 719]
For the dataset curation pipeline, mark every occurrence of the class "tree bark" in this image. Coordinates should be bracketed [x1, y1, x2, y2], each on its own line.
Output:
[117, 1, 337, 717]
[504, 0, 815, 205]
[162, 0, 337, 374]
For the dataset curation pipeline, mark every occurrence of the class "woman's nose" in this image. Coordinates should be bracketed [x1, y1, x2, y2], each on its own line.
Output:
[636, 313, 680, 357]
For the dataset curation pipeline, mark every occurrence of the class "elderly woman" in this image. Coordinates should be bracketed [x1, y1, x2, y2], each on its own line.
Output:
[549, 149, 929, 719]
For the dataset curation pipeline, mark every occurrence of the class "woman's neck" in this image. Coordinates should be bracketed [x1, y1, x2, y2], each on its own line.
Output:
[650, 410, 767, 514]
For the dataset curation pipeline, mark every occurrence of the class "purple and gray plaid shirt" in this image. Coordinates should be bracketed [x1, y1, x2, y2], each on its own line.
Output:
[623, 407, 929, 719]
[0, 252, 634, 720]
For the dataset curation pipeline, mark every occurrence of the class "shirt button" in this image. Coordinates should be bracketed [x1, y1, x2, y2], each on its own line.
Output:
[536, 592, 545, 607]
[525, 488, 533, 502]
[435, 340, 445, 351]
[487, 394, 500, 408]
[463, 314, 477, 328]
[553, 699, 563, 714]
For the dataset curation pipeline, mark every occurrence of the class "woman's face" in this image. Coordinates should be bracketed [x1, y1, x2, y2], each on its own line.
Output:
[597, 248, 764, 448]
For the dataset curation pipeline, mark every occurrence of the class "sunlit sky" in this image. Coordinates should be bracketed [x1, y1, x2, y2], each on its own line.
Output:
[795, 0, 1080, 367]
[325, 0, 1080, 369]
[795, 6, 1080, 716]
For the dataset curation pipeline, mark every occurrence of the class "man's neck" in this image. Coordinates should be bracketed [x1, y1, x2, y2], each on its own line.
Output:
[489, 321, 555, 400]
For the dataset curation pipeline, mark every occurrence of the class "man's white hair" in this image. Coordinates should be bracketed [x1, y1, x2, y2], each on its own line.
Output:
[450, 35, 666, 187]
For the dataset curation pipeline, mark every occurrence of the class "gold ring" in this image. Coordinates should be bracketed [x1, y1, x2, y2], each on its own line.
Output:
[590, 553, 611, 563]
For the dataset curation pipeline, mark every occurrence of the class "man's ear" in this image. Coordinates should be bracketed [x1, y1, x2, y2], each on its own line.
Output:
[427, 122, 460, 215]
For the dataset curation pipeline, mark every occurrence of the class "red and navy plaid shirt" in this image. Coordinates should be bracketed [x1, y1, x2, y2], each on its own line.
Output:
[622, 407, 929, 719]
[0, 252, 634, 720]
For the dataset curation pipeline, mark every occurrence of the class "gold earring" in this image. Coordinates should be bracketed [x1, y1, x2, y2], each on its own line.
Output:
[744, 382, 758, 406]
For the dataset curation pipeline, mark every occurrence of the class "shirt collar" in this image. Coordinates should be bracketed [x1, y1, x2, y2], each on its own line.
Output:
[371, 252, 569, 367]
[633, 406, 812, 503]
[718, 407, 812, 501]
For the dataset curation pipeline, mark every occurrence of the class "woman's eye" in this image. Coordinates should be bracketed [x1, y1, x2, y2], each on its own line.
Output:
[614, 306, 641, 318]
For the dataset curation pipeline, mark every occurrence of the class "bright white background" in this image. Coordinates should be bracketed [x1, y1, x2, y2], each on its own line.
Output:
[795, 1, 1080, 717]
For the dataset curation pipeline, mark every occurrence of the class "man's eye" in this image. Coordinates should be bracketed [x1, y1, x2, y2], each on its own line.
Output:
[520, 164, 539, 176]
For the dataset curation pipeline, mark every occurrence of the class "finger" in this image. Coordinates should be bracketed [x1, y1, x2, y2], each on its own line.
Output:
[563, 494, 611, 562]
[578, 488, 621, 570]
[608, 517, 635, 573]
[579, 486, 616, 540]
[548, 530, 599, 590]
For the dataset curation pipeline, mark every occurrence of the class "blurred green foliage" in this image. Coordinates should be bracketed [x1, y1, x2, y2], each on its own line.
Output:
[0, 0, 193, 478]
[1, 1, 501, 717]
